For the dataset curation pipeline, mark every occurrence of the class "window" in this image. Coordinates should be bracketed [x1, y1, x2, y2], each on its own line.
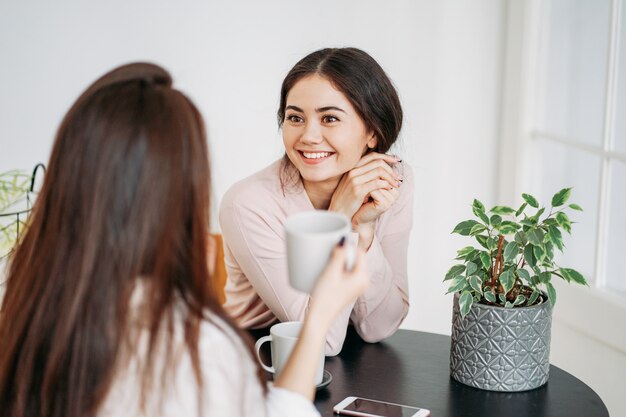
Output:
[526, 0, 625, 296]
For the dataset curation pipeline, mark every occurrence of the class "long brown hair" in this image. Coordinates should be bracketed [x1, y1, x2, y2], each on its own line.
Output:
[0, 63, 260, 417]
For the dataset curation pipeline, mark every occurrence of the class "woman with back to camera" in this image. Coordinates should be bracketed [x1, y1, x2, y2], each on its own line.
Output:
[0, 63, 368, 417]
[221, 47, 414, 355]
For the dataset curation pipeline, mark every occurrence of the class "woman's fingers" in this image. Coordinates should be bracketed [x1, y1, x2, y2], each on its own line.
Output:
[369, 188, 399, 211]
[347, 163, 400, 190]
[354, 152, 400, 169]
[352, 157, 399, 179]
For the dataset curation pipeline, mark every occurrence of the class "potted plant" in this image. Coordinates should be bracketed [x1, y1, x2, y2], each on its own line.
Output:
[444, 188, 587, 392]
[0, 165, 45, 296]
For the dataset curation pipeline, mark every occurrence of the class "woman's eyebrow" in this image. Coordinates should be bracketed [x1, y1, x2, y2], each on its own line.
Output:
[285, 105, 347, 113]
[316, 106, 346, 113]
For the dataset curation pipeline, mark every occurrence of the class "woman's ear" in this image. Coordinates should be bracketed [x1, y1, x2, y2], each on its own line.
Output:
[367, 132, 378, 150]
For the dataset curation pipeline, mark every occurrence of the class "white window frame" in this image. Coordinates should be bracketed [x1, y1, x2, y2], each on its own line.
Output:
[499, 0, 626, 354]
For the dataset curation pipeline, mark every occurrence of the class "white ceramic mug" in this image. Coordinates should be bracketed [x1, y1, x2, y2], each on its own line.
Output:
[254, 321, 325, 385]
[284, 210, 356, 293]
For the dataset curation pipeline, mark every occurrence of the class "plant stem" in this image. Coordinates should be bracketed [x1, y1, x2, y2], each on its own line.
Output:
[493, 235, 505, 288]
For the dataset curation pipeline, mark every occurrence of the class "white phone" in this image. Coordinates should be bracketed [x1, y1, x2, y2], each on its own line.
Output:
[333, 396, 431, 417]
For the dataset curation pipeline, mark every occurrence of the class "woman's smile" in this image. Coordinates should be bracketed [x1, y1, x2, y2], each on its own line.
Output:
[298, 150, 335, 164]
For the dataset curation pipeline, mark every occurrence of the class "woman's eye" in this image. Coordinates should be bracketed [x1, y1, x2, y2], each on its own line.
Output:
[322, 115, 339, 123]
[286, 114, 304, 123]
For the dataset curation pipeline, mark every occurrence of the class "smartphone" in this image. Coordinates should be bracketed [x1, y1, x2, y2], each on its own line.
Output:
[333, 396, 431, 417]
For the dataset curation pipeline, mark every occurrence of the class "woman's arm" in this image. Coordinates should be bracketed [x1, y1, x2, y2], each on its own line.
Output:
[349, 164, 414, 342]
[274, 244, 369, 400]
[219, 191, 355, 355]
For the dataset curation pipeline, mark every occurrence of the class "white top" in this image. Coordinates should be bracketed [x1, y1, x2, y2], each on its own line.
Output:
[99, 309, 320, 417]
[220, 159, 414, 355]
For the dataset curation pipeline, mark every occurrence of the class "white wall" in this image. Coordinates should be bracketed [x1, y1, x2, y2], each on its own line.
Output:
[0, 0, 505, 336]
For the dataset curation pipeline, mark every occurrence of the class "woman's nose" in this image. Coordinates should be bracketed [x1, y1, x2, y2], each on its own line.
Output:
[300, 121, 323, 145]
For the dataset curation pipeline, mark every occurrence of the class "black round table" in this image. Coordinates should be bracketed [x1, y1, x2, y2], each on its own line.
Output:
[311, 327, 608, 417]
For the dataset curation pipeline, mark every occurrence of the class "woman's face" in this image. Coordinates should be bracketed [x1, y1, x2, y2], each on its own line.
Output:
[282, 74, 377, 185]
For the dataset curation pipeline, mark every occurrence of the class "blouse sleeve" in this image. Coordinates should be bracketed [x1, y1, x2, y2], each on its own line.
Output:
[220, 190, 354, 356]
[200, 320, 320, 417]
[349, 164, 414, 342]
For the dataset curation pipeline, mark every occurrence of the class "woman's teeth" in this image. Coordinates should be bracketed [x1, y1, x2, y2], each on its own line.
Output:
[302, 152, 331, 159]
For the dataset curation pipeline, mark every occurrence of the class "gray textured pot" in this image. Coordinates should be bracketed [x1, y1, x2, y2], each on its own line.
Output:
[450, 292, 552, 392]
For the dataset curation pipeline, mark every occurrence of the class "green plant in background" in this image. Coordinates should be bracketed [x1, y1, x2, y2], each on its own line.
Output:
[0, 170, 32, 258]
[444, 188, 588, 318]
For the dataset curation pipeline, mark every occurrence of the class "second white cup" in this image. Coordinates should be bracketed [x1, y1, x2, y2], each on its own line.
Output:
[254, 321, 325, 385]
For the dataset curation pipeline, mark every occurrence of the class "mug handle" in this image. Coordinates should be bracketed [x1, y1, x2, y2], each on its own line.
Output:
[254, 336, 275, 374]
[344, 232, 359, 271]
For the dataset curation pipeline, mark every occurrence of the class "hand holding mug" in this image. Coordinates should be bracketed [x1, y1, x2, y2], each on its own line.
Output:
[307, 241, 369, 329]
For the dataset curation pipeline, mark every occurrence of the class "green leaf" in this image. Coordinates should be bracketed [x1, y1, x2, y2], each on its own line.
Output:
[455, 246, 476, 260]
[543, 218, 558, 226]
[538, 271, 551, 284]
[569, 203, 583, 211]
[446, 275, 468, 294]
[489, 214, 502, 226]
[559, 268, 588, 285]
[522, 193, 539, 208]
[469, 223, 487, 236]
[544, 241, 554, 260]
[469, 275, 483, 294]
[491, 206, 515, 215]
[459, 291, 474, 318]
[533, 245, 545, 263]
[505, 301, 514, 308]
[513, 295, 526, 306]
[555, 211, 569, 226]
[528, 228, 545, 246]
[517, 268, 531, 282]
[472, 199, 486, 212]
[498, 293, 506, 304]
[465, 261, 478, 276]
[546, 282, 557, 307]
[496, 221, 521, 235]
[499, 270, 515, 294]
[503, 241, 519, 263]
[484, 291, 496, 303]
[551, 187, 572, 207]
[452, 220, 481, 236]
[531, 207, 545, 223]
[548, 225, 564, 251]
[479, 251, 491, 270]
[472, 199, 490, 225]
[556, 212, 572, 234]
[514, 231, 528, 245]
[528, 290, 540, 305]
[515, 202, 528, 217]
[476, 235, 489, 249]
[445, 264, 466, 281]
[524, 245, 537, 267]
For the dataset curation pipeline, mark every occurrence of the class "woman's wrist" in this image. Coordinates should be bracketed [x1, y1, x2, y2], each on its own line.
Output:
[352, 220, 375, 250]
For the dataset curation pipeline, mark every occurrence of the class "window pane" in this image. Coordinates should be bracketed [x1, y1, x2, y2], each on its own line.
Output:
[530, 140, 601, 281]
[538, 0, 611, 146]
[614, 4, 626, 155]
[605, 160, 626, 294]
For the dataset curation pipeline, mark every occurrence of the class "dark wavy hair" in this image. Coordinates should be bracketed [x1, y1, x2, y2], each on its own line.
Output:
[0, 62, 262, 417]
[277, 47, 403, 188]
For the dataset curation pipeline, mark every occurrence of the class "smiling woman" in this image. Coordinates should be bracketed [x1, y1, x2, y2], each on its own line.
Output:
[220, 47, 414, 355]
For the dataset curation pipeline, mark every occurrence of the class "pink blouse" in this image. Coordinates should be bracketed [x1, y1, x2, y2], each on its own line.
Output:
[219, 160, 413, 355]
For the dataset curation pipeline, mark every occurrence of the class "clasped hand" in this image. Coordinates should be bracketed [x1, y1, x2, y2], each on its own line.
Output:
[328, 152, 402, 248]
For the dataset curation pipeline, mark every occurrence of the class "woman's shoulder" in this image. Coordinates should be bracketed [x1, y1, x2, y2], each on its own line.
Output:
[220, 159, 284, 209]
